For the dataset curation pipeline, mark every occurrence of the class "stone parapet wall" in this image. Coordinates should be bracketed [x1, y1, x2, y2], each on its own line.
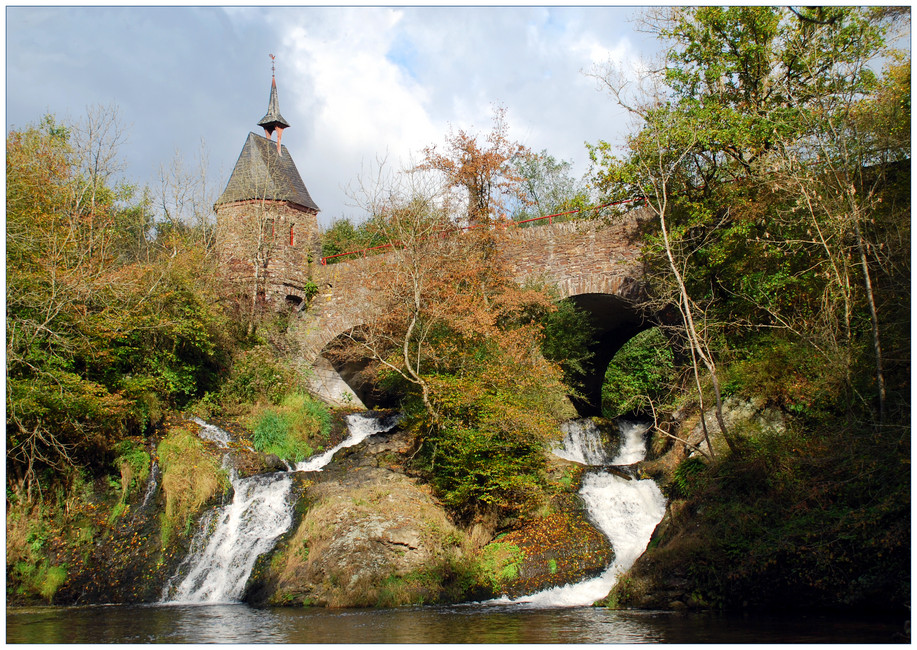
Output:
[496, 208, 649, 301]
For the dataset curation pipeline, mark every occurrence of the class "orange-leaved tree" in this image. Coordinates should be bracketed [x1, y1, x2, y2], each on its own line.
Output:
[339, 161, 575, 522]
[416, 105, 533, 226]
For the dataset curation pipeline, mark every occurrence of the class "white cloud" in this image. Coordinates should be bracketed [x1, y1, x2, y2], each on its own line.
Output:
[260, 8, 443, 221]
[7, 6, 653, 226]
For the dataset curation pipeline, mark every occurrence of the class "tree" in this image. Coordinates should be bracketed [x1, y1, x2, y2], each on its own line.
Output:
[156, 142, 217, 255]
[588, 6, 904, 436]
[336, 159, 574, 521]
[511, 150, 592, 222]
[7, 111, 231, 498]
[416, 105, 532, 225]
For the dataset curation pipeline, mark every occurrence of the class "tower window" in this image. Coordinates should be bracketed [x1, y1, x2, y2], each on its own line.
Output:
[290, 224, 295, 246]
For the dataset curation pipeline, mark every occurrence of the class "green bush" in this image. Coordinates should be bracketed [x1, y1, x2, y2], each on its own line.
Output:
[669, 455, 707, 499]
[539, 298, 595, 386]
[249, 392, 332, 463]
[219, 346, 302, 407]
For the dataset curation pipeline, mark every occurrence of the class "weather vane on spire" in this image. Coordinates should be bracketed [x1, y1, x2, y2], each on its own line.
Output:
[259, 53, 290, 147]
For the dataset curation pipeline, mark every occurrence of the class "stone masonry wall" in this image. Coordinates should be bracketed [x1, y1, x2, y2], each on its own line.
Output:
[292, 207, 652, 363]
[215, 200, 321, 307]
[497, 208, 650, 301]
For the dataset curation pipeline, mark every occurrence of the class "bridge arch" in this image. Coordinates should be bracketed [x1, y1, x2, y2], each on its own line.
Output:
[297, 208, 659, 413]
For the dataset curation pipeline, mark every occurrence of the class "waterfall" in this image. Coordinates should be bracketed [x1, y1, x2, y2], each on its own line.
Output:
[187, 416, 233, 448]
[553, 419, 609, 465]
[162, 470, 295, 604]
[296, 413, 400, 472]
[140, 459, 160, 510]
[509, 420, 667, 608]
[161, 412, 399, 605]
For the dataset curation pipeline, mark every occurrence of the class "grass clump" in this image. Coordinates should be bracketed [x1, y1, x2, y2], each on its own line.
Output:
[248, 392, 332, 463]
[158, 426, 229, 549]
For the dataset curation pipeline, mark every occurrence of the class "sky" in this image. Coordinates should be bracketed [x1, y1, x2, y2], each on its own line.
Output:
[6, 5, 659, 226]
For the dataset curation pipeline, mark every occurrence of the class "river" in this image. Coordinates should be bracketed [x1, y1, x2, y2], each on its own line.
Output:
[6, 603, 906, 643]
[7, 415, 906, 644]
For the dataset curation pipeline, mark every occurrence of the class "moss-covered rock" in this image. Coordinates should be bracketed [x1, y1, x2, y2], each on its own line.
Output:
[477, 509, 614, 598]
[246, 451, 471, 607]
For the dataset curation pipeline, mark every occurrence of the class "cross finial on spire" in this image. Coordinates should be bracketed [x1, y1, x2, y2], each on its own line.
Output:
[270, 53, 276, 79]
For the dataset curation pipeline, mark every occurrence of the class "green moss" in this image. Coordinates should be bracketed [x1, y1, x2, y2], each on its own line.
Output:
[478, 542, 525, 591]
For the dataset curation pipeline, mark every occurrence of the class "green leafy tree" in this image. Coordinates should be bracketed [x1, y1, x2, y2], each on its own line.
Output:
[511, 150, 591, 222]
[7, 112, 231, 497]
[589, 6, 904, 435]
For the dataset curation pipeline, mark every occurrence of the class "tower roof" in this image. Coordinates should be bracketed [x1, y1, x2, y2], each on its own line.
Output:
[257, 77, 290, 135]
[215, 132, 319, 211]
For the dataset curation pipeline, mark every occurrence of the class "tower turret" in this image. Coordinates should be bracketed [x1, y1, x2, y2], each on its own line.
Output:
[215, 57, 321, 312]
[258, 54, 291, 151]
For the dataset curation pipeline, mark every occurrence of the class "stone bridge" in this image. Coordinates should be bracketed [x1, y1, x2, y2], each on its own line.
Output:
[297, 207, 655, 415]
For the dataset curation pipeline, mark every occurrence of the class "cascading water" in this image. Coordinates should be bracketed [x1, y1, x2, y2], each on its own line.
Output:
[140, 459, 160, 510]
[510, 419, 667, 608]
[187, 415, 233, 448]
[296, 413, 400, 472]
[161, 413, 399, 605]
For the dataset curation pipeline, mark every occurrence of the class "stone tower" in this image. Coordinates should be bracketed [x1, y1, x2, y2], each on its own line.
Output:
[215, 70, 321, 310]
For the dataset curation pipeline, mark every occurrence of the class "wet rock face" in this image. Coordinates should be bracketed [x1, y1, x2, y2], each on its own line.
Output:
[246, 428, 468, 608]
[488, 510, 614, 598]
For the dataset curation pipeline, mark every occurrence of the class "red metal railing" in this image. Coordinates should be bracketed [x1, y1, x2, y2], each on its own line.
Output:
[319, 197, 645, 265]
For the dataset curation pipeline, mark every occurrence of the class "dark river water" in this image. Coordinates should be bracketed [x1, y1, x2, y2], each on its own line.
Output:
[6, 603, 908, 644]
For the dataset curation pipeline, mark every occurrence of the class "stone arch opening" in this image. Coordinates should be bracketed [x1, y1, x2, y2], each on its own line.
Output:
[306, 292, 665, 418]
[312, 327, 400, 410]
[561, 293, 653, 417]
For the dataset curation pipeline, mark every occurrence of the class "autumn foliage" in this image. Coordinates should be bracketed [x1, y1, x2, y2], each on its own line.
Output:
[416, 106, 532, 225]
[7, 113, 230, 498]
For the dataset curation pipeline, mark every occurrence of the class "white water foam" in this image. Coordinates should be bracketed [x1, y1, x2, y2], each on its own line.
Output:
[295, 412, 400, 472]
[163, 470, 295, 604]
[610, 420, 649, 466]
[506, 419, 666, 608]
[553, 419, 608, 465]
[140, 459, 160, 509]
[162, 411, 399, 604]
[187, 416, 233, 448]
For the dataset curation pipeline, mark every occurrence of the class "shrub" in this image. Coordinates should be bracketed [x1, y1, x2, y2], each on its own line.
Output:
[477, 542, 525, 592]
[219, 346, 302, 407]
[249, 392, 332, 463]
[113, 440, 151, 504]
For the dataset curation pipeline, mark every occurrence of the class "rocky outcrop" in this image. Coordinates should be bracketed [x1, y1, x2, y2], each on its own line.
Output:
[603, 397, 788, 611]
[246, 426, 471, 607]
[485, 509, 614, 598]
[245, 422, 617, 607]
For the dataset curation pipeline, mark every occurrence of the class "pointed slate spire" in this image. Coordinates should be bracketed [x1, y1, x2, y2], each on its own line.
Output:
[258, 55, 290, 143]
